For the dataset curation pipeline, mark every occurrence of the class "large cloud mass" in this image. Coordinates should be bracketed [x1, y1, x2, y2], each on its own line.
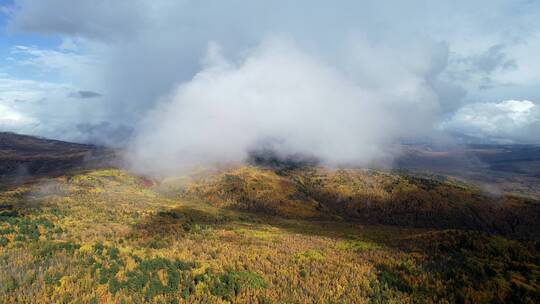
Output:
[126, 38, 439, 174]
[1, 0, 539, 174]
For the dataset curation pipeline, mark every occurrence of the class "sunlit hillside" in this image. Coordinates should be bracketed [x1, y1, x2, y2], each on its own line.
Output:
[1, 167, 538, 303]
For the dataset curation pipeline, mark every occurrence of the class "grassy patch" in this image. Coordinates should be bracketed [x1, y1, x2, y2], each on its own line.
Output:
[197, 268, 267, 301]
[235, 227, 275, 239]
[293, 250, 325, 263]
[336, 239, 379, 252]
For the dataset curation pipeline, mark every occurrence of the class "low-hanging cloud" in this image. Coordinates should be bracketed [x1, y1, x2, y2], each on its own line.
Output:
[126, 38, 440, 175]
[2, 0, 540, 174]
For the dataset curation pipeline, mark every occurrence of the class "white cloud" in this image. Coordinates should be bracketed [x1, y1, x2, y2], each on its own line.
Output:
[59, 37, 79, 51]
[0, 103, 36, 129]
[2, 0, 540, 154]
[441, 100, 540, 143]
[0, 76, 107, 141]
[0, 77, 70, 103]
[10, 45, 96, 83]
[0, 41, 108, 141]
[126, 39, 439, 175]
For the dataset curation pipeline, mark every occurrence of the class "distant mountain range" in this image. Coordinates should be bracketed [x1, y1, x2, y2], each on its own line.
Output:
[0, 132, 114, 181]
[396, 143, 540, 198]
[1, 131, 539, 198]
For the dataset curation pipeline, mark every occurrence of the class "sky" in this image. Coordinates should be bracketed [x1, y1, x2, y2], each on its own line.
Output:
[0, 0, 539, 173]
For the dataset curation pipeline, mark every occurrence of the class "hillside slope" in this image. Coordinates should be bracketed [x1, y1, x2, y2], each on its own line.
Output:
[0, 132, 114, 180]
[0, 133, 538, 303]
[0, 168, 538, 303]
[178, 166, 539, 239]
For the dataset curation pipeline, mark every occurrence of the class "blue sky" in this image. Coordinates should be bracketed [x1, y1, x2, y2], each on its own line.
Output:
[0, 0, 539, 157]
[0, 2, 62, 81]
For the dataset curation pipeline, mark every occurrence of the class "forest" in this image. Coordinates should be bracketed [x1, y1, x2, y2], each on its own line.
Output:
[0, 167, 538, 303]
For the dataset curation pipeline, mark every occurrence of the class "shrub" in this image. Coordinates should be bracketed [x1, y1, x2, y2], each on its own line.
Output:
[37, 241, 80, 257]
[235, 271, 267, 289]
[375, 265, 411, 293]
[108, 246, 120, 260]
[1, 276, 17, 292]
[0, 227, 14, 235]
[23, 270, 35, 285]
[206, 269, 266, 300]
[146, 238, 168, 249]
[13, 235, 25, 242]
[44, 271, 62, 286]
[210, 271, 241, 301]
[93, 243, 105, 255]
[90, 255, 198, 300]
